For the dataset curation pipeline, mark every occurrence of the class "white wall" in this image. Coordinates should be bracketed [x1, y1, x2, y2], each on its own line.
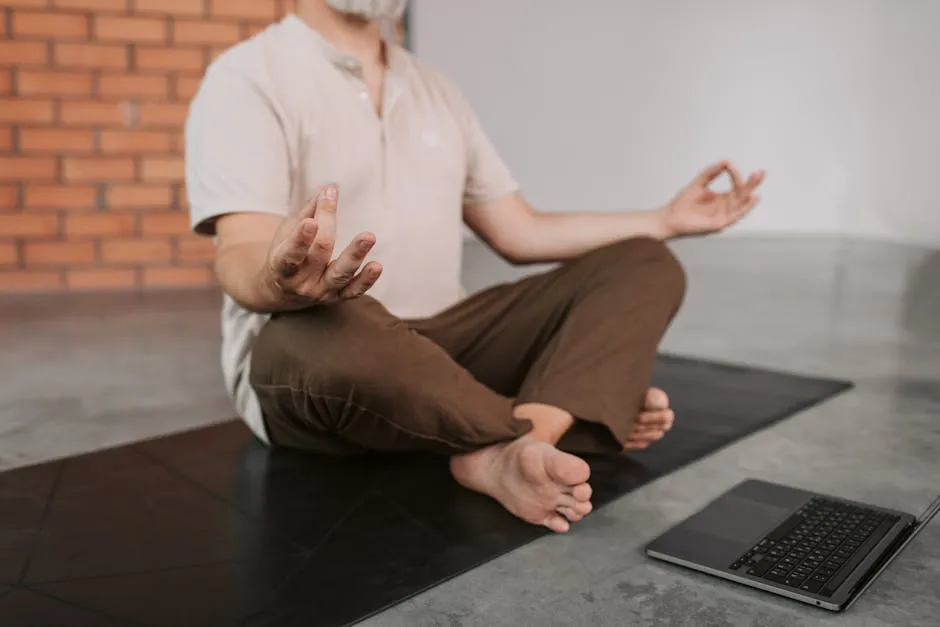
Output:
[412, 0, 940, 245]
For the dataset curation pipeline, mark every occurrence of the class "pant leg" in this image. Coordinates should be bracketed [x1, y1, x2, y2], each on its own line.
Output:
[411, 236, 686, 455]
[249, 296, 529, 456]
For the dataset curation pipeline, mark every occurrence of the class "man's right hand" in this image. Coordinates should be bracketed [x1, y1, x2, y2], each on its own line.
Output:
[263, 184, 382, 306]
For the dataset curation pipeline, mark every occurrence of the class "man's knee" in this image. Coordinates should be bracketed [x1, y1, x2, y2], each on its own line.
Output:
[250, 296, 397, 394]
[576, 236, 687, 305]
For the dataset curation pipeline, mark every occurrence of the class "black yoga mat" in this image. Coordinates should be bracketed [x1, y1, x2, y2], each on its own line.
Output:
[0, 355, 851, 627]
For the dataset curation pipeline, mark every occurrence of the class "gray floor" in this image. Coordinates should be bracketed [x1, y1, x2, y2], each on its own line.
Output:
[2, 236, 939, 626]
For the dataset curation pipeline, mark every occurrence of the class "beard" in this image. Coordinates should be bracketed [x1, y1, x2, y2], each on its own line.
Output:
[326, 0, 408, 21]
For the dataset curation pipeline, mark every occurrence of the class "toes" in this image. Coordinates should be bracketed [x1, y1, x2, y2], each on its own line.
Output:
[545, 514, 570, 533]
[636, 409, 674, 429]
[628, 428, 666, 443]
[569, 483, 593, 502]
[558, 506, 583, 522]
[623, 440, 651, 451]
[544, 449, 591, 486]
[645, 387, 670, 411]
[572, 499, 593, 516]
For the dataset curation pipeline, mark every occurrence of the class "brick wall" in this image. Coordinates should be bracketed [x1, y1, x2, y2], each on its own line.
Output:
[0, 0, 289, 293]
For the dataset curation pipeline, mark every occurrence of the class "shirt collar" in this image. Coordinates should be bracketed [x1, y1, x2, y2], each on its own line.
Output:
[281, 13, 407, 81]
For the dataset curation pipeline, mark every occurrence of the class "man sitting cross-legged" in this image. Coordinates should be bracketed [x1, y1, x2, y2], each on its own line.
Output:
[184, 0, 765, 533]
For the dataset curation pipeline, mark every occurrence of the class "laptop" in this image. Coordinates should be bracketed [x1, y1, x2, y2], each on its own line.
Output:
[645, 478, 940, 611]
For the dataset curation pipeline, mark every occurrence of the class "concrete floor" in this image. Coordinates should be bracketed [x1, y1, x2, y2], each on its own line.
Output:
[1, 236, 939, 626]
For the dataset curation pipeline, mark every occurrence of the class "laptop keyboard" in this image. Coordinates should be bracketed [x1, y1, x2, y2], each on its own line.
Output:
[729, 497, 899, 596]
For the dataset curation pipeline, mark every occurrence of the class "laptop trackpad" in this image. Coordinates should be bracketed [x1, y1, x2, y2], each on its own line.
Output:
[687, 495, 790, 544]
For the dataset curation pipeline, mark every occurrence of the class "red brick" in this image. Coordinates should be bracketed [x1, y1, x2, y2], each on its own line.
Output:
[60, 100, 130, 126]
[242, 22, 271, 39]
[170, 132, 184, 154]
[17, 70, 94, 97]
[174, 20, 241, 45]
[24, 185, 98, 209]
[210, 0, 276, 21]
[24, 240, 96, 265]
[143, 265, 213, 287]
[208, 46, 230, 62]
[136, 47, 203, 72]
[173, 75, 202, 101]
[95, 16, 167, 43]
[19, 129, 89, 154]
[54, 43, 128, 70]
[0, 69, 12, 96]
[98, 73, 170, 99]
[20, 128, 95, 153]
[101, 238, 172, 262]
[100, 129, 173, 153]
[177, 236, 215, 262]
[0, 271, 63, 292]
[0, 40, 49, 66]
[0, 243, 17, 266]
[0, 127, 11, 152]
[12, 11, 89, 39]
[140, 211, 188, 235]
[55, 0, 128, 10]
[0, 185, 17, 209]
[0, 99, 55, 124]
[138, 102, 189, 128]
[178, 183, 189, 209]
[106, 184, 172, 209]
[2, 0, 50, 8]
[0, 156, 57, 181]
[63, 156, 136, 181]
[0, 212, 59, 237]
[135, 0, 204, 17]
[64, 212, 135, 237]
[66, 268, 137, 290]
[140, 156, 184, 182]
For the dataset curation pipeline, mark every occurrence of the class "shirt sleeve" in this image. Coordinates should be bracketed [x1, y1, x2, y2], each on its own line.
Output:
[185, 63, 292, 236]
[448, 83, 520, 207]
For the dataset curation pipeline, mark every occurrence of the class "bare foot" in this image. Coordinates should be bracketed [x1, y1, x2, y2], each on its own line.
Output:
[450, 435, 593, 533]
[624, 387, 676, 451]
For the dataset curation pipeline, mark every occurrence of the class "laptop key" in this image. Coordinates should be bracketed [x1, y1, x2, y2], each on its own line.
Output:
[748, 560, 775, 577]
[766, 569, 789, 583]
[820, 517, 897, 597]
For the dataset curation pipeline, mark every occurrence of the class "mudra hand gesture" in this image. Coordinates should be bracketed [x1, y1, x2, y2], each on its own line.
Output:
[660, 161, 766, 238]
[265, 185, 382, 306]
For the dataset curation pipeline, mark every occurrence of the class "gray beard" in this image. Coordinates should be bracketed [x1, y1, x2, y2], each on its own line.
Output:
[326, 0, 407, 21]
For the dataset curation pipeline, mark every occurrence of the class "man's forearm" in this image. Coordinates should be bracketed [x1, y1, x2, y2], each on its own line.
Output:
[505, 209, 674, 264]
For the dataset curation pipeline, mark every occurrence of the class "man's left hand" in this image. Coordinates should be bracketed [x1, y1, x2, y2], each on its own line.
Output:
[659, 161, 765, 238]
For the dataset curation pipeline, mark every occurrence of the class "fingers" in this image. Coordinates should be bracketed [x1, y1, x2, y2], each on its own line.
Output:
[725, 161, 745, 193]
[340, 261, 383, 299]
[271, 218, 318, 279]
[731, 193, 761, 220]
[296, 192, 320, 221]
[322, 233, 375, 291]
[697, 160, 730, 186]
[306, 186, 339, 277]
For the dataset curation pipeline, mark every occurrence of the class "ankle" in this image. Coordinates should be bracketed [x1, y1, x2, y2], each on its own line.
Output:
[513, 403, 575, 445]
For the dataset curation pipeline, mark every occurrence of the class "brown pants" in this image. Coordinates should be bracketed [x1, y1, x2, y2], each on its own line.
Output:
[249, 237, 686, 457]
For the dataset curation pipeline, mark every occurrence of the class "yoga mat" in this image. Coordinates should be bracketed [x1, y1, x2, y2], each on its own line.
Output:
[0, 355, 851, 627]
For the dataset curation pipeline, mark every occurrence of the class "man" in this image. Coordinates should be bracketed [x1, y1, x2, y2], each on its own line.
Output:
[185, 0, 765, 533]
